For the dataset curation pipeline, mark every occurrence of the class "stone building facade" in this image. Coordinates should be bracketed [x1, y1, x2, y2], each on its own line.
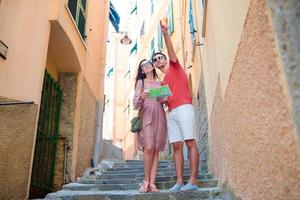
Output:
[112, 0, 300, 199]
[0, 0, 110, 199]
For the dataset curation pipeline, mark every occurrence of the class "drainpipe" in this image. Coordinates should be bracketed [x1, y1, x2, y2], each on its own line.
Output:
[92, 101, 104, 167]
[63, 137, 68, 185]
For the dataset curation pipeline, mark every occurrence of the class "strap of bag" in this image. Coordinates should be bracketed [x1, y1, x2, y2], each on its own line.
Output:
[138, 79, 144, 117]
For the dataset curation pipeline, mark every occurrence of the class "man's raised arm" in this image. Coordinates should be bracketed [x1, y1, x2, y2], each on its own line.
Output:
[160, 20, 177, 63]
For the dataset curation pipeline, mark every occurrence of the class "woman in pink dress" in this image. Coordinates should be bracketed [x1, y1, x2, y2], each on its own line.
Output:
[133, 59, 167, 193]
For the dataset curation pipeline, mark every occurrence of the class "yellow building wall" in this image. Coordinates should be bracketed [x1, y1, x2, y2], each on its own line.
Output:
[84, 0, 109, 101]
[195, 0, 300, 199]
[0, 0, 109, 198]
[0, 0, 51, 103]
[200, 0, 251, 118]
[46, 52, 59, 81]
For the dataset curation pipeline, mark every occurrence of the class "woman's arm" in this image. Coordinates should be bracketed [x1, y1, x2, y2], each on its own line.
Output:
[133, 80, 148, 109]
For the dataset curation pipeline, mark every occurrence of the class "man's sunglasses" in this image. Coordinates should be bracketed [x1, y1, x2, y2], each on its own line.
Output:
[152, 55, 165, 63]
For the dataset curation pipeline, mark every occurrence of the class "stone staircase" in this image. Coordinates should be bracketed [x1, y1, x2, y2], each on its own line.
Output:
[45, 160, 221, 200]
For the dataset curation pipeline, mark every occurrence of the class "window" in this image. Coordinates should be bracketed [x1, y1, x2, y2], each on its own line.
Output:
[168, 0, 174, 34]
[124, 99, 130, 116]
[200, 0, 208, 37]
[157, 25, 163, 50]
[68, 0, 87, 40]
[128, 99, 130, 116]
[106, 67, 114, 77]
[189, 0, 196, 45]
[124, 69, 130, 79]
[130, 43, 138, 55]
[130, 2, 137, 15]
[151, 0, 154, 14]
[150, 38, 155, 58]
[140, 21, 145, 38]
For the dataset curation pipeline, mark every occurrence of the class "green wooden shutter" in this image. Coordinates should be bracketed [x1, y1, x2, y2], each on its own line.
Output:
[168, 0, 174, 34]
[157, 25, 163, 50]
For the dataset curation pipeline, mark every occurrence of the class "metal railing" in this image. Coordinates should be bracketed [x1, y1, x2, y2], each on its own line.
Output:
[30, 70, 62, 193]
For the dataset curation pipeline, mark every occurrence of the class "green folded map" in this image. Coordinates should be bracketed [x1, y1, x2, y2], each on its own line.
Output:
[148, 85, 172, 98]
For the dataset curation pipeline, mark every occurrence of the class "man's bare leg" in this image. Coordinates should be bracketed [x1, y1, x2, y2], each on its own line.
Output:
[185, 139, 199, 184]
[172, 141, 184, 184]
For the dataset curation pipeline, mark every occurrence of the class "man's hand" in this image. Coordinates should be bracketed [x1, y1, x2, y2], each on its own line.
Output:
[157, 97, 168, 104]
[160, 20, 169, 35]
[160, 20, 177, 62]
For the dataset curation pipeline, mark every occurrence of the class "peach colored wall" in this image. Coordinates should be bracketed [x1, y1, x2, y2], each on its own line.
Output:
[209, 0, 300, 199]
[84, 0, 109, 100]
[52, 0, 87, 71]
[0, 0, 108, 102]
[201, 0, 251, 119]
[113, 40, 128, 145]
[46, 53, 59, 80]
[0, 0, 109, 197]
[123, 133, 136, 160]
[0, 0, 51, 103]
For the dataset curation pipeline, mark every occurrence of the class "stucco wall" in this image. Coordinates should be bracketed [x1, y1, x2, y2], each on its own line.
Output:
[0, 102, 38, 200]
[209, 0, 300, 199]
[84, 0, 109, 101]
[76, 77, 97, 177]
[194, 72, 209, 174]
[0, 0, 50, 103]
[267, 0, 300, 144]
[202, 0, 251, 119]
[58, 73, 78, 183]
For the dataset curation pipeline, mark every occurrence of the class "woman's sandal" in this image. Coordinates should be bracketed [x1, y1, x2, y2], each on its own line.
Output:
[139, 181, 149, 193]
[149, 184, 160, 192]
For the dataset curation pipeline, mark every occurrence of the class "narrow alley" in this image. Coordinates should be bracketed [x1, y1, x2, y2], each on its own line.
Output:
[0, 0, 299, 200]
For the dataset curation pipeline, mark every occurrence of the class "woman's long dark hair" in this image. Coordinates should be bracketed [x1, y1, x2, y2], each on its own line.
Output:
[134, 59, 159, 88]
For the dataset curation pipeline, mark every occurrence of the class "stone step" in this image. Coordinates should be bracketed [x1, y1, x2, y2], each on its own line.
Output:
[125, 160, 173, 163]
[78, 174, 213, 184]
[115, 160, 188, 166]
[156, 179, 218, 189]
[45, 188, 220, 200]
[98, 171, 203, 180]
[103, 166, 194, 174]
[63, 179, 219, 191]
[96, 170, 206, 180]
[108, 163, 189, 170]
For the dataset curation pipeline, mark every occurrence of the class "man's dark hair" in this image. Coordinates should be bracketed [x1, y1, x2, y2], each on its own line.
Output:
[152, 52, 167, 61]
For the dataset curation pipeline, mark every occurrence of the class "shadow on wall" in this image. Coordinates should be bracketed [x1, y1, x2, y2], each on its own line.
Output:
[101, 140, 123, 160]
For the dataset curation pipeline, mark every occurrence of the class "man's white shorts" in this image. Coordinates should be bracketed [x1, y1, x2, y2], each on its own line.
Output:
[167, 104, 195, 143]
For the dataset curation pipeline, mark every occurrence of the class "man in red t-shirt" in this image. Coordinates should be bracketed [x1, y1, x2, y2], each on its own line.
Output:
[152, 21, 199, 191]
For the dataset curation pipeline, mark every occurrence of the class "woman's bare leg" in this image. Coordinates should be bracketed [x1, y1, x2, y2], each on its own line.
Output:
[143, 146, 155, 183]
[150, 150, 159, 184]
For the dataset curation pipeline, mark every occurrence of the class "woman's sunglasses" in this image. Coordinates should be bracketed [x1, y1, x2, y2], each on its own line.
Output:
[140, 61, 152, 68]
[152, 55, 165, 63]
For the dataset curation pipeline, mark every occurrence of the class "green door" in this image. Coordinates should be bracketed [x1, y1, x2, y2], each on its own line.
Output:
[30, 70, 62, 198]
